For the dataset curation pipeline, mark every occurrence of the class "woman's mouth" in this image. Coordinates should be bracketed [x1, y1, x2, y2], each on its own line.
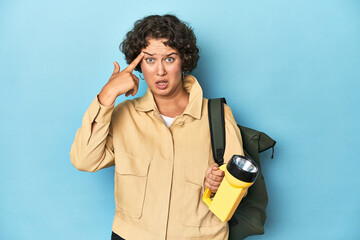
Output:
[155, 80, 168, 90]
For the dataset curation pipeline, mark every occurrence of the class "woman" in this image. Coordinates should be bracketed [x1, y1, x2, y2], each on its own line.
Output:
[70, 14, 244, 240]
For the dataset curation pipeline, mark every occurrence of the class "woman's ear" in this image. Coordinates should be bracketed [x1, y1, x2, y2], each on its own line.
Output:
[139, 61, 144, 73]
[139, 69, 144, 80]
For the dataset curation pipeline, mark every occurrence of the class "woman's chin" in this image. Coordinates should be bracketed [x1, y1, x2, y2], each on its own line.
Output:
[151, 88, 173, 98]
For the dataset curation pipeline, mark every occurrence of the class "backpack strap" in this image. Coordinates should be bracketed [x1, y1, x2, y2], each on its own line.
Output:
[208, 98, 238, 227]
[208, 98, 226, 166]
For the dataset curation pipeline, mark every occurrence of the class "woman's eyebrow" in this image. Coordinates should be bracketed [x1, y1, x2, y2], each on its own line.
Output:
[166, 52, 178, 56]
[142, 51, 178, 56]
[142, 51, 153, 56]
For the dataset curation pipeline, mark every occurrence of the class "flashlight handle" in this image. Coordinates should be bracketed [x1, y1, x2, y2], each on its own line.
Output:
[203, 164, 226, 207]
[203, 188, 213, 207]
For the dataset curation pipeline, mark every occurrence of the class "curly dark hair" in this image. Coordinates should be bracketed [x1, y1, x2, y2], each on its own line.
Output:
[120, 14, 200, 73]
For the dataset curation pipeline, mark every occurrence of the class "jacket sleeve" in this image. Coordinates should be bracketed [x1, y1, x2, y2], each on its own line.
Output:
[223, 104, 245, 163]
[70, 95, 115, 172]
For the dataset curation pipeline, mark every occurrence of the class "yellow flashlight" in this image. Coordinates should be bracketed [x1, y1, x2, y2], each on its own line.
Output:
[203, 155, 259, 222]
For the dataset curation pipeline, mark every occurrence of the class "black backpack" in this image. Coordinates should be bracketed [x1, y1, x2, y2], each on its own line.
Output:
[208, 98, 276, 240]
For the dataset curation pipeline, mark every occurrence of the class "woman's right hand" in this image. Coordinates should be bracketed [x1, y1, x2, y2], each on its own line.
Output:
[98, 52, 145, 106]
[204, 163, 225, 193]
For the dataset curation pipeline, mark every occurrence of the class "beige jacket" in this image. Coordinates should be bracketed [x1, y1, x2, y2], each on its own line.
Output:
[70, 75, 244, 240]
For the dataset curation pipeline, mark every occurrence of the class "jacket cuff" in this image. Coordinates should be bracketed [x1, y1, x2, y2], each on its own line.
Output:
[87, 94, 114, 123]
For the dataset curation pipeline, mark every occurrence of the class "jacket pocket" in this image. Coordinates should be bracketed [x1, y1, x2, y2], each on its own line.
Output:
[181, 164, 223, 227]
[114, 152, 150, 219]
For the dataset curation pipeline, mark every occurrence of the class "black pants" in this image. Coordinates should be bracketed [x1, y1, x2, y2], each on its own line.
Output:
[111, 231, 125, 240]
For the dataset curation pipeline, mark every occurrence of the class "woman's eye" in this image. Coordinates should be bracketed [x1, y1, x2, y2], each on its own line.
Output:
[165, 57, 174, 63]
[145, 58, 155, 63]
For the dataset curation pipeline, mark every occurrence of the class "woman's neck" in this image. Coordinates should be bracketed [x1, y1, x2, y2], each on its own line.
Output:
[154, 88, 189, 118]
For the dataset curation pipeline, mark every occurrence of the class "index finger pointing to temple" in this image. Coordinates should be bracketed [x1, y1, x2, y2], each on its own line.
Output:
[125, 52, 144, 72]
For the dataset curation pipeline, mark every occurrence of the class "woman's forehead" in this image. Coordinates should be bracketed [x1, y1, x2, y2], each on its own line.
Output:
[142, 38, 178, 56]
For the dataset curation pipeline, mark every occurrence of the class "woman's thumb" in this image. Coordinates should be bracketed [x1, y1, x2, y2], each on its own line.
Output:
[113, 61, 120, 74]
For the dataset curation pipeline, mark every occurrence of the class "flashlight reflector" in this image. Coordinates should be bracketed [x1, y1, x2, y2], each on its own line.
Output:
[227, 155, 259, 183]
[233, 156, 257, 173]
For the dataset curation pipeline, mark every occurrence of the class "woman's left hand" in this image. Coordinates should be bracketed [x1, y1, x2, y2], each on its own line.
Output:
[204, 163, 225, 193]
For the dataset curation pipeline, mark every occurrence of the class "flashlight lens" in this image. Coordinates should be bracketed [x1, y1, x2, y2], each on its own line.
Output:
[234, 156, 257, 173]
[227, 155, 259, 183]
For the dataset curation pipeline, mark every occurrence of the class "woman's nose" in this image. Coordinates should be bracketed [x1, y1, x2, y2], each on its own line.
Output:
[156, 62, 167, 76]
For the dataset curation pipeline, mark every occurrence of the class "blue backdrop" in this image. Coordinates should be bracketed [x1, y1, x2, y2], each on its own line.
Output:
[1, 0, 359, 239]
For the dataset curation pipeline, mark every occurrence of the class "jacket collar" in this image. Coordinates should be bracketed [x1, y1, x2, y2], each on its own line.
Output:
[134, 75, 203, 119]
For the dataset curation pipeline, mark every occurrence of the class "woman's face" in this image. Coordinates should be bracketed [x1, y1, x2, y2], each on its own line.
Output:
[140, 38, 183, 99]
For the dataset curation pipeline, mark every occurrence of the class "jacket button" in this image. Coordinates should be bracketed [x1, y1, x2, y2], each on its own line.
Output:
[177, 121, 185, 126]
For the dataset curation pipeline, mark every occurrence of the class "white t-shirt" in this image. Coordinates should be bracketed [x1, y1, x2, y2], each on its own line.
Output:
[160, 114, 175, 127]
